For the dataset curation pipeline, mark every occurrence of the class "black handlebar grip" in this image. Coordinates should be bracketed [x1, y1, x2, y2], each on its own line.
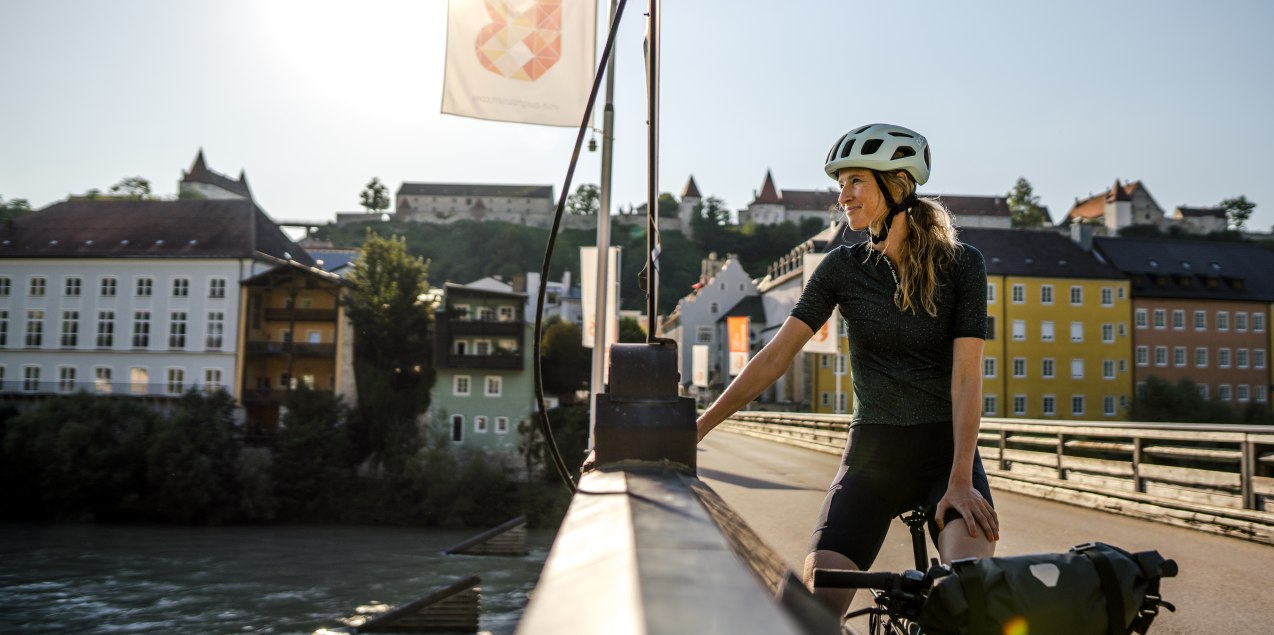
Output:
[1160, 559, 1179, 578]
[813, 569, 898, 590]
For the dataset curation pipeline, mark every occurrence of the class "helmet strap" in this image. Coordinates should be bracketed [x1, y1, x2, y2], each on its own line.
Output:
[868, 171, 915, 245]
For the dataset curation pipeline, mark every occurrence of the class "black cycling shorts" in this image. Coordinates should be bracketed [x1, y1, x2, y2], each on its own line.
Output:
[808, 421, 994, 570]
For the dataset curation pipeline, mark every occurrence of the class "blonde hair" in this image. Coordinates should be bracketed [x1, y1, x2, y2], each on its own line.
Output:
[871, 170, 960, 317]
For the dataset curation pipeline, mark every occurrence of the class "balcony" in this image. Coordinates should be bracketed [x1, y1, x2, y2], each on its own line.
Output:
[0, 380, 205, 399]
[444, 318, 523, 337]
[244, 341, 337, 357]
[438, 353, 523, 370]
[241, 388, 333, 405]
[264, 308, 339, 322]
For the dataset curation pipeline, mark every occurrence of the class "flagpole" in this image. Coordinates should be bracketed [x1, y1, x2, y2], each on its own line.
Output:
[644, 0, 660, 340]
[589, 0, 619, 451]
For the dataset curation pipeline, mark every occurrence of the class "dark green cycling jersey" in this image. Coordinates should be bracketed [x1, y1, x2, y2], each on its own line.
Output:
[790, 241, 987, 427]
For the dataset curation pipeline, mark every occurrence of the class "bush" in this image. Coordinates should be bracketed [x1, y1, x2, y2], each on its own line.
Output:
[273, 386, 353, 520]
[146, 390, 243, 523]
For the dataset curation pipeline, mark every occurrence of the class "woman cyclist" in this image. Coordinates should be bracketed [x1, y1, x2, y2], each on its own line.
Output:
[695, 123, 999, 617]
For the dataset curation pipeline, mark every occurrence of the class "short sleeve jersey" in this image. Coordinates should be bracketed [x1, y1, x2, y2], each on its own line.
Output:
[790, 241, 987, 427]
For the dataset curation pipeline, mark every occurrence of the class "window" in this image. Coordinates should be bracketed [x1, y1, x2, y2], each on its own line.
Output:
[1042, 395, 1056, 416]
[1042, 358, 1055, 379]
[23, 366, 41, 392]
[1254, 313, 1265, 333]
[1174, 347, 1186, 367]
[696, 326, 712, 344]
[837, 393, 848, 413]
[1237, 349, 1249, 369]
[136, 277, 153, 297]
[25, 310, 44, 346]
[986, 316, 996, 340]
[94, 367, 112, 393]
[58, 366, 76, 393]
[835, 355, 848, 374]
[1011, 320, 1026, 341]
[820, 354, 830, 368]
[1198, 384, 1209, 400]
[166, 368, 185, 395]
[1219, 385, 1232, 401]
[1155, 346, 1168, 367]
[1238, 385, 1250, 402]
[983, 395, 997, 416]
[1012, 358, 1026, 378]
[209, 278, 226, 298]
[1119, 323, 1127, 337]
[495, 416, 510, 434]
[485, 376, 502, 397]
[1136, 346, 1148, 366]
[1236, 312, 1248, 332]
[1118, 288, 1126, 300]
[206, 312, 224, 349]
[499, 306, 515, 321]
[821, 392, 831, 407]
[454, 305, 470, 320]
[1255, 349, 1266, 369]
[1218, 348, 1231, 368]
[1103, 360, 1115, 379]
[1071, 359, 1084, 379]
[0, 276, 9, 296]
[1102, 324, 1114, 343]
[60, 311, 78, 347]
[1153, 309, 1165, 329]
[1070, 286, 1082, 305]
[1041, 321, 1054, 342]
[1104, 396, 1116, 417]
[447, 415, 464, 442]
[1119, 359, 1127, 373]
[1011, 284, 1024, 304]
[474, 416, 489, 433]
[94, 311, 114, 348]
[1013, 395, 1027, 416]
[1217, 311, 1229, 331]
[30, 276, 46, 297]
[204, 368, 222, 391]
[1172, 310, 1185, 330]
[709, 302, 719, 314]
[132, 311, 150, 348]
[1194, 310, 1206, 330]
[1256, 386, 1268, 403]
[1071, 395, 1085, 416]
[171, 278, 189, 297]
[986, 284, 996, 303]
[168, 312, 187, 349]
[1195, 347, 1208, 368]
[1041, 285, 1054, 305]
[475, 340, 490, 356]
[1134, 309, 1147, 329]
[130, 367, 148, 395]
[0, 310, 7, 346]
[1070, 321, 1083, 342]
[454, 375, 471, 396]
[1101, 288, 1113, 306]
[100, 277, 117, 297]
[65, 276, 82, 297]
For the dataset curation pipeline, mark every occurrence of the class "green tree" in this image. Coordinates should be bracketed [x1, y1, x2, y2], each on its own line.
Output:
[109, 176, 152, 199]
[360, 177, 391, 215]
[273, 385, 353, 520]
[0, 196, 32, 221]
[1219, 195, 1256, 231]
[146, 390, 243, 523]
[540, 317, 589, 404]
[343, 230, 435, 473]
[690, 196, 731, 237]
[567, 183, 600, 215]
[619, 315, 646, 343]
[1130, 377, 1232, 424]
[1006, 177, 1049, 228]
[657, 192, 680, 218]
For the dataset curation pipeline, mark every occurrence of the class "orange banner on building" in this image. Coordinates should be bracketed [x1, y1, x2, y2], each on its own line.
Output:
[727, 316, 749, 353]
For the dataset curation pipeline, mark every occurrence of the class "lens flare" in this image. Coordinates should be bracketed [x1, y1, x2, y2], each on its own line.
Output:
[1003, 616, 1029, 635]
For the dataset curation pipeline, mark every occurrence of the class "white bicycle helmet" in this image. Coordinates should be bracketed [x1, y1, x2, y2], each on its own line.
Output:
[823, 123, 931, 185]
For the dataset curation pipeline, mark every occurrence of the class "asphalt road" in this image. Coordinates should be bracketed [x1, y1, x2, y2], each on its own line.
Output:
[697, 430, 1274, 634]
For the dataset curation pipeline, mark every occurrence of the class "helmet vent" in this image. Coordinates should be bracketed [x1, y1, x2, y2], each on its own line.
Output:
[861, 139, 883, 155]
[887, 131, 914, 138]
[923, 146, 931, 168]
[839, 139, 856, 159]
[891, 147, 916, 160]
[853, 125, 872, 134]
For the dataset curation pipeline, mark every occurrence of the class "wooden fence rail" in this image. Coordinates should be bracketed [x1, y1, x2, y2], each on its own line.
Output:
[721, 412, 1274, 545]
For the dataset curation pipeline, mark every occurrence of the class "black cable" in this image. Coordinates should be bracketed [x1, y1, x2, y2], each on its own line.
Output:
[533, 0, 629, 495]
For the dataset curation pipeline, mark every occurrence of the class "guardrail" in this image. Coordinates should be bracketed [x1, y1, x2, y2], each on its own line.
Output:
[720, 412, 1274, 545]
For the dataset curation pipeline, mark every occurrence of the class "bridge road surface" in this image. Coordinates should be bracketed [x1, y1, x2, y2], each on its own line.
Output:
[696, 430, 1274, 634]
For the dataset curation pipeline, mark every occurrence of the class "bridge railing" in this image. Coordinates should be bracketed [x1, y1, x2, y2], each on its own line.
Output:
[720, 412, 1274, 545]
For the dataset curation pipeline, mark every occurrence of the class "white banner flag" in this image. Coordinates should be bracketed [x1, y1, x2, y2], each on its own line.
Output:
[692, 345, 709, 388]
[580, 246, 620, 350]
[442, 0, 597, 127]
[802, 252, 840, 354]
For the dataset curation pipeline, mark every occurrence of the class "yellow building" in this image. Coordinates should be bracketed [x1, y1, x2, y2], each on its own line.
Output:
[236, 263, 354, 435]
[968, 229, 1133, 420]
[810, 329, 852, 415]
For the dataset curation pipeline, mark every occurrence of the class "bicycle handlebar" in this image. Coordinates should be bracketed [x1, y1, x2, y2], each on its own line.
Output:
[812, 569, 900, 590]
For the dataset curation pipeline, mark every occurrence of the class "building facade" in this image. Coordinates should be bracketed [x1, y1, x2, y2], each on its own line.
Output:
[395, 183, 555, 226]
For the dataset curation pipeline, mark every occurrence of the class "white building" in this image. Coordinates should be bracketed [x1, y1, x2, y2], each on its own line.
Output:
[738, 170, 840, 227]
[661, 253, 759, 394]
[395, 183, 556, 226]
[0, 198, 309, 411]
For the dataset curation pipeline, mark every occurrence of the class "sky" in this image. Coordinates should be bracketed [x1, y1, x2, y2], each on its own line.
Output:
[3, 0, 1273, 232]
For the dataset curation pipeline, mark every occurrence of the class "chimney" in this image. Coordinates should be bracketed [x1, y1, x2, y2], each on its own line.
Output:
[1070, 221, 1094, 251]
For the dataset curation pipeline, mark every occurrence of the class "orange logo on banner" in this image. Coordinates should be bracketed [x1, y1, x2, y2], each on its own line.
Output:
[476, 0, 563, 81]
[727, 316, 749, 353]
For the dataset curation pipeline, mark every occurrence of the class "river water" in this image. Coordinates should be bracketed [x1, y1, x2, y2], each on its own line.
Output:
[0, 523, 553, 635]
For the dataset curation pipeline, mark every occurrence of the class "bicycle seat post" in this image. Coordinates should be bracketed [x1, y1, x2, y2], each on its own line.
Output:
[902, 506, 929, 571]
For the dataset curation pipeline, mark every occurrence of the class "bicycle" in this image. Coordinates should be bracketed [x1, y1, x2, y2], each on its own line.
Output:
[812, 506, 1180, 635]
